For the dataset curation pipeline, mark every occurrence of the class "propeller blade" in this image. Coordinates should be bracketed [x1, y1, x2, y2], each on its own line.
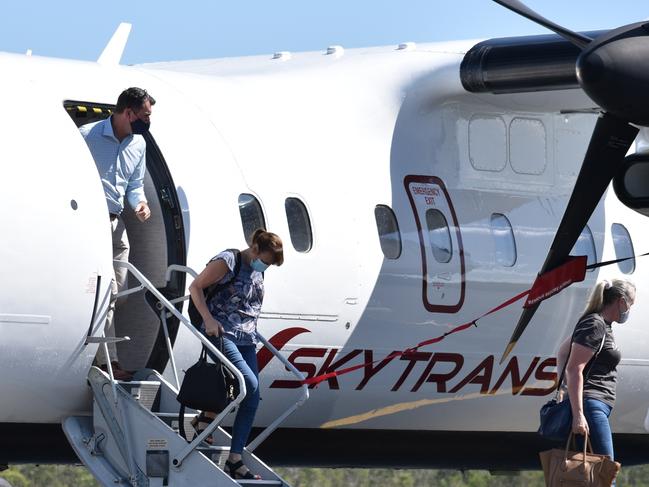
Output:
[492, 0, 592, 49]
[500, 113, 638, 363]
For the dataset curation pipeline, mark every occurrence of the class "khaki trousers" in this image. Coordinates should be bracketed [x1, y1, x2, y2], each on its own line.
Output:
[96, 216, 130, 365]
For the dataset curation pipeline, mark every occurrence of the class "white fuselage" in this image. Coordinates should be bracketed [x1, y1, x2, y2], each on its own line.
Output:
[2, 39, 649, 466]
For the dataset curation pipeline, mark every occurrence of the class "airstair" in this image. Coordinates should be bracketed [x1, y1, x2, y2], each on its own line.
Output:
[62, 261, 309, 486]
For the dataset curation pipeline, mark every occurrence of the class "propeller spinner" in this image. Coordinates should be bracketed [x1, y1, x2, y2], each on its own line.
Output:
[494, 0, 644, 362]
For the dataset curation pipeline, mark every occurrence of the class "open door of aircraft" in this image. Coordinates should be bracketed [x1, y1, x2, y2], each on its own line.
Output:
[0, 84, 114, 420]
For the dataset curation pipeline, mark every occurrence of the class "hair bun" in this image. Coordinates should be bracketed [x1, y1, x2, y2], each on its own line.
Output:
[602, 280, 611, 290]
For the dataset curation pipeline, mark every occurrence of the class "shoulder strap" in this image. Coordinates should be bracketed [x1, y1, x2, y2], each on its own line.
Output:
[595, 332, 606, 355]
[555, 330, 576, 398]
[204, 249, 242, 304]
[229, 249, 242, 279]
[584, 332, 606, 377]
[556, 321, 608, 396]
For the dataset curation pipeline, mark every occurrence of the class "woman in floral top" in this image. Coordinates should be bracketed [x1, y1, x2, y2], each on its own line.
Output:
[189, 229, 284, 480]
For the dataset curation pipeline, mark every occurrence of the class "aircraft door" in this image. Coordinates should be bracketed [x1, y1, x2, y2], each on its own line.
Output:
[404, 175, 466, 313]
[0, 85, 113, 421]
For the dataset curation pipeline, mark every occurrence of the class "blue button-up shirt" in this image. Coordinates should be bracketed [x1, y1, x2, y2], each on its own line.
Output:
[80, 117, 147, 215]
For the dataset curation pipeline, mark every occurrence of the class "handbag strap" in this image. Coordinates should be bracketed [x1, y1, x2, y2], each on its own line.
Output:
[178, 404, 187, 441]
[200, 335, 224, 361]
[555, 319, 607, 398]
[564, 432, 594, 463]
[554, 326, 578, 399]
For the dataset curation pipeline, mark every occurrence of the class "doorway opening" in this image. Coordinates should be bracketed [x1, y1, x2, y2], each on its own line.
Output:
[64, 100, 186, 373]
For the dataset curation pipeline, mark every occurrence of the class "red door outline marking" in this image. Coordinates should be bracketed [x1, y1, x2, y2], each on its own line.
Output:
[404, 175, 466, 313]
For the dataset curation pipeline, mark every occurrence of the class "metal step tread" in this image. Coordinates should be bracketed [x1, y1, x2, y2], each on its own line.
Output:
[154, 412, 198, 441]
[237, 480, 283, 486]
[155, 412, 197, 420]
[115, 380, 161, 410]
[115, 379, 161, 385]
[194, 446, 284, 485]
[197, 445, 231, 453]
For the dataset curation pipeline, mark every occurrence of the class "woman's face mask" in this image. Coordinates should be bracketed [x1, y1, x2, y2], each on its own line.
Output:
[251, 258, 270, 273]
[618, 297, 631, 323]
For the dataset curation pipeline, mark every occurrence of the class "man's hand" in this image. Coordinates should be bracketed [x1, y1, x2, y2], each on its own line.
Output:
[135, 201, 151, 222]
[204, 317, 224, 337]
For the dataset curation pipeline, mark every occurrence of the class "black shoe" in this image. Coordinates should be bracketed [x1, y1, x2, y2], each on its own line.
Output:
[225, 459, 261, 480]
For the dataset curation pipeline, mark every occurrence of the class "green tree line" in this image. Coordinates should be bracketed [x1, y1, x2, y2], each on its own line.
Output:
[4, 465, 649, 486]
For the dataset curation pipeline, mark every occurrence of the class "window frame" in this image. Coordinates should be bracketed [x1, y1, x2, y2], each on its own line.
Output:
[374, 204, 402, 260]
[490, 213, 517, 267]
[285, 196, 314, 253]
[238, 193, 267, 246]
[572, 225, 597, 272]
[611, 222, 635, 274]
[425, 208, 453, 264]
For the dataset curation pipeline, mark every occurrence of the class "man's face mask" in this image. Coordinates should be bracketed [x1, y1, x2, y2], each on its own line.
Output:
[129, 106, 151, 135]
[130, 117, 150, 135]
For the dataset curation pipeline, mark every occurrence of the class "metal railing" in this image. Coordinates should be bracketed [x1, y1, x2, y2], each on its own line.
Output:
[103, 261, 309, 469]
[112, 261, 247, 468]
[164, 264, 310, 453]
[246, 331, 309, 451]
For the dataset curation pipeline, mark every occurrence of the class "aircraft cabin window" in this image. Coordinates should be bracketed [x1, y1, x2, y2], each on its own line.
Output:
[425, 209, 452, 263]
[571, 225, 597, 272]
[490, 213, 517, 267]
[238, 194, 266, 246]
[285, 197, 313, 253]
[374, 205, 402, 259]
[611, 223, 635, 274]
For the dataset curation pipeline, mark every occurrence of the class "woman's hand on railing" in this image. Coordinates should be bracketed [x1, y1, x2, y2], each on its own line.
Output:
[204, 316, 224, 337]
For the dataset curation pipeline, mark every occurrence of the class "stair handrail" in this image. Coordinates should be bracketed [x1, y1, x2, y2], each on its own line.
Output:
[165, 264, 310, 452]
[112, 260, 248, 468]
[247, 331, 310, 452]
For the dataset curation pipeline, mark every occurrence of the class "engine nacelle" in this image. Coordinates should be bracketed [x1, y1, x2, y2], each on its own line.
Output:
[613, 154, 649, 216]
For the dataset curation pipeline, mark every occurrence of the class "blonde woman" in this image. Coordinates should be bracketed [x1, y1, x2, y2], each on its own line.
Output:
[556, 279, 635, 462]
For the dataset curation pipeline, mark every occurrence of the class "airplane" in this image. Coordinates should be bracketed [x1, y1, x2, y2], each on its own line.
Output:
[3, 0, 649, 484]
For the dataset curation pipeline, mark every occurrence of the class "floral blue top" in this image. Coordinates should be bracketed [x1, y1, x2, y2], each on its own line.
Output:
[206, 250, 264, 345]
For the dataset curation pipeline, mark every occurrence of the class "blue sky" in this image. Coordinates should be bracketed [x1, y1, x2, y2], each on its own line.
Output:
[0, 1, 646, 64]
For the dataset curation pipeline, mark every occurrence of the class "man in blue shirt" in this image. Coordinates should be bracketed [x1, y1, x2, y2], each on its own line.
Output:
[80, 87, 155, 379]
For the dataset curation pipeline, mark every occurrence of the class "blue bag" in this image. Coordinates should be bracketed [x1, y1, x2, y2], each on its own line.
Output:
[538, 331, 605, 441]
[538, 398, 572, 441]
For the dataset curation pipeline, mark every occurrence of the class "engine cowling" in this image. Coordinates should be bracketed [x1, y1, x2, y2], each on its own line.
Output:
[613, 154, 649, 216]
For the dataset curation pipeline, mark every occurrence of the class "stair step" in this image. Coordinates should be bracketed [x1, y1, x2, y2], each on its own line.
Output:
[196, 445, 231, 468]
[194, 447, 281, 485]
[116, 380, 160, 410]
[197, 445, 230, 454]
[155, 414, 234, 463]
[237, 481, 283, 486]
[155, 412, 197, 441]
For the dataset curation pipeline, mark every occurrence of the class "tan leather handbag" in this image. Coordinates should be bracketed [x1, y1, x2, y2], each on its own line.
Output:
[539, 433, 620, 486]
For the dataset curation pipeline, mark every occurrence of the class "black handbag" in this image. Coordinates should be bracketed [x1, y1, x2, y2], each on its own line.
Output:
[538, 331, 606, 441]
[538, 396, 573, 441]
[176, 337, 239, 440]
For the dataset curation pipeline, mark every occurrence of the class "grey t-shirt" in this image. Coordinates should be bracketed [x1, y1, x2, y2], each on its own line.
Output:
[572, 313, 621, 408]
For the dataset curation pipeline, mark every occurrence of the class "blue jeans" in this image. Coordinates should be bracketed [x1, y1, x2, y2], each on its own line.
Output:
[205, 336, 260, 454]
[577, 398, 614, 460]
